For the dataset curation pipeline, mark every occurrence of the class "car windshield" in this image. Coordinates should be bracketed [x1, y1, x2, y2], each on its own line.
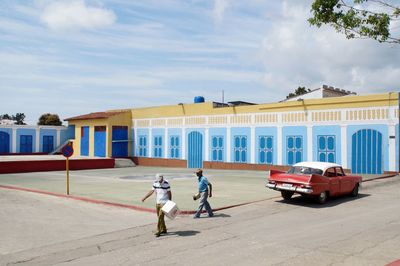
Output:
[286, 166, 323, 175]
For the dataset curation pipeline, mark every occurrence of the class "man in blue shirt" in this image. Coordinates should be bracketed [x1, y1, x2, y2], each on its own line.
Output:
[193, 169, 213, 218]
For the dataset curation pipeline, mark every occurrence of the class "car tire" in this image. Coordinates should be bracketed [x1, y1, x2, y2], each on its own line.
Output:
[350, 184, 359, 197]
[317, 191, 328, 204]
[281, 191, 294, 200]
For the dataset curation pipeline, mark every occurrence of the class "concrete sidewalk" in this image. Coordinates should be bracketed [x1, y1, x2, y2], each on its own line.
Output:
[0, 166, 396, 213]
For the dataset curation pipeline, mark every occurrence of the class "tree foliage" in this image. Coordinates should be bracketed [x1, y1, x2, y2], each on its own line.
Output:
[309, 0, 400, 44]
[38, 113, 62, 126]
[286, 87, 311, 99]
[0, 113, 26, 125]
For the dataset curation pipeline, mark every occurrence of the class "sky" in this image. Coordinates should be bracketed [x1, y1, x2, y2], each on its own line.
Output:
[1, 0, 399, 125]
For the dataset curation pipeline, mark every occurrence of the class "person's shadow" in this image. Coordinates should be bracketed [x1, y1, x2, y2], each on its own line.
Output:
[168, 230, 200, 237]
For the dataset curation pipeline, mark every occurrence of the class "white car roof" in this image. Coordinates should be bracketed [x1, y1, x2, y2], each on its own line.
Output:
[293, 161, 341, 172]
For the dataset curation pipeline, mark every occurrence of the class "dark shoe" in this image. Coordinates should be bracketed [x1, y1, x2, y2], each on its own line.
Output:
[193, 215, 200, 219]
[160, 230, 167, 234]
[155, 232, 161, 237]
[208, 214, 214, 217]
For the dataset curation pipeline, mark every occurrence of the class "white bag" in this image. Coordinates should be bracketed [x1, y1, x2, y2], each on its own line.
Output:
[161, 200, 179, 220]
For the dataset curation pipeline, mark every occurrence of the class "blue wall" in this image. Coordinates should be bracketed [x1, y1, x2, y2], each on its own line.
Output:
[209, 127, 227, 162]
[0, 128, 13, 153]
[282, 126, 307, 165]
[312, 126, 341, 164]
[16, 128, 36, 153]
[347, 124, 388, 172]
[168, 128, 182, 159]
[136, 128, 149, 157]
[255, 127, 277, 165]
[231, 127, 251, 163]
[39, 129, 57, 152]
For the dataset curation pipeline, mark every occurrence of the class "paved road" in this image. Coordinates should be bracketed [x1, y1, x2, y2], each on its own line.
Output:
[1, 177, 399, 266]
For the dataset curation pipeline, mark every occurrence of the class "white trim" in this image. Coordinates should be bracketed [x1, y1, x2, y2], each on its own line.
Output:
[148, 129, 152, 158]
[250, 126, 255, 164]
[277, 125, 282, 165]
[35, 128, 40, 152]
[226, 127, 231, 163]
[307, 125, 313, 161]
[181, 128, 186, 160]
[56, 129, 61, 147]
[341, 125, 348, 169]
[388, 124, 396, 171]
[205, 127, 209, 161]
[12, 128, 17, 153]
[164, 129, 168, 159]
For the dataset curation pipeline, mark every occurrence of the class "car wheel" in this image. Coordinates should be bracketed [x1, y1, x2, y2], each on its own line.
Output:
[317, 191, 328, 204]
[350, 184, 359, 197]
[281, 191, 294, 200]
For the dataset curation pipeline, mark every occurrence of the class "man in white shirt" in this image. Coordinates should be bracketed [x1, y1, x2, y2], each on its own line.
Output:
[142, 174, 172, 237]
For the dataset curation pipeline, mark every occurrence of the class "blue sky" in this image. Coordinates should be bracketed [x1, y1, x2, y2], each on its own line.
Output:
[1, 0, 399, 125]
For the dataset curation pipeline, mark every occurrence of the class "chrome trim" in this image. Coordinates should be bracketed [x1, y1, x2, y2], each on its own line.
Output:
[267, 183, 313, 194]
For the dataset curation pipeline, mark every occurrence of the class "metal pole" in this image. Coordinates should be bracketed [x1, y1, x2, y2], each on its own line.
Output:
[66, 157, 70, 195]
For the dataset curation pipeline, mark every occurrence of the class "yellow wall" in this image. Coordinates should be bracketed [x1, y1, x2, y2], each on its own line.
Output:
[125, 92, 399, 119]
[68, 112, 132, 157]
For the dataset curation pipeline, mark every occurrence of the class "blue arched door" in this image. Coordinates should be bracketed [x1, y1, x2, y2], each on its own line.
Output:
[188, 131, 203, 168]
[0, 131, 10, 154]
[351, 129, 383, 174]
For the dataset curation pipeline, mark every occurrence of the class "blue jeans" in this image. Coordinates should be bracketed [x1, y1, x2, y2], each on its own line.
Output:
[194, 190, 213, 217]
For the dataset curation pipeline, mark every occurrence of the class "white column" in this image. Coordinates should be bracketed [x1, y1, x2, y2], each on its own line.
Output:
[277, 126, 282, 165]
[250, 126, 256, 164]
[226, 127, 231, 162]
[307, 125, 313, 161]
[204, 127, 209, 161]
[164, 128, 168, 158]
[12, 128, 17, 153]
[148, 128, 152, 158]
[388, 124, 396, 171]
[181, 128, 186, 160]
[56, 129, 61, 146]
[341, 125, 348, 169]
[35, 128, 40, 152]
[133, 125, 137, 157]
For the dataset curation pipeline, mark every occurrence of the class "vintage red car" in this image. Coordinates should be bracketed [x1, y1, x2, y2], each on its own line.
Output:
[266, 162, 362, 204]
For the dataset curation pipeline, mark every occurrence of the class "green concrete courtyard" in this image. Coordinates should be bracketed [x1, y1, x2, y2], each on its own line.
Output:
[0, 166, 277, 211]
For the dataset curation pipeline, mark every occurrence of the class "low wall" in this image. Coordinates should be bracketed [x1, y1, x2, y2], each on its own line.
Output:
[132, 157, 187, 168]
[0, 158, 115, 174]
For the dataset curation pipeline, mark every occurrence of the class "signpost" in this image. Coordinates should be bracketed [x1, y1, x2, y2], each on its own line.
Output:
[62, 143, 74, 195]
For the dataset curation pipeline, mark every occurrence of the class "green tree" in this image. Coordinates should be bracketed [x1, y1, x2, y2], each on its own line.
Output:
[14, 113, 26, 125]
[308, 0, 400, 44]
[1, 114, 12, 120]
[38, 113, 62, 126]
[286, 86, 311, 99]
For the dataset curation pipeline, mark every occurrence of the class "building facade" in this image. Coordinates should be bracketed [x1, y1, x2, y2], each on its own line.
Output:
[65, 92, 399, 174]
[0, 125, 75, 154]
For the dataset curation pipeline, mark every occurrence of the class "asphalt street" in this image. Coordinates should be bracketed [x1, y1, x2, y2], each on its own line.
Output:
[1, 175, 399, 266]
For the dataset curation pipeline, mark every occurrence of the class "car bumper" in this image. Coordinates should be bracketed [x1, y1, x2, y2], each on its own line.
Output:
[266, 183, 313, 194]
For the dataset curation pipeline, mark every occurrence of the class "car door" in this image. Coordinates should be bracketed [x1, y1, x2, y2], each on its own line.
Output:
[324, 167, 340, 196]
[336, 167, 353, 193]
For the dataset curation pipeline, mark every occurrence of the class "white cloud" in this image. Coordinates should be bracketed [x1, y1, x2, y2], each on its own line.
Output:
[213, 0, 230, 23]
[40, 0, 116, 31]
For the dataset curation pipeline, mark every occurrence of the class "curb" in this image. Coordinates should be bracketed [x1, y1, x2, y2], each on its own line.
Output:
[0, 184, 277, 215]
[362, 174, 398, 183]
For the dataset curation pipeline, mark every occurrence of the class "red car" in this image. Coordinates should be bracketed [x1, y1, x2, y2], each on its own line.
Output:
[266, 162, 362, 204]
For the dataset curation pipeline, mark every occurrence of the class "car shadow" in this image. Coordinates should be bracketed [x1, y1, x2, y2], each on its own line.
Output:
[275, 193, 370, 208]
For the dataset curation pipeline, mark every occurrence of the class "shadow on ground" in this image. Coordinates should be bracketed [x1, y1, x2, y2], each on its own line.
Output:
[275, 193, 370, 208]
[168, 230, 200, 237]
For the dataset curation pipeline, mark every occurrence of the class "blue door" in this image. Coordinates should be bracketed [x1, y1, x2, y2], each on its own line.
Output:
[287, 136, 303, 165]
[20, 135, 33, 153]
[81, 126, 89, 156]
[112, 126, 128, 157]
[0, 131, 10, 154]
[352, 129, 383, 174]
[188, 131, 203, 168]
[94, 126, 106, 157]
[42, 135, 54, 153]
